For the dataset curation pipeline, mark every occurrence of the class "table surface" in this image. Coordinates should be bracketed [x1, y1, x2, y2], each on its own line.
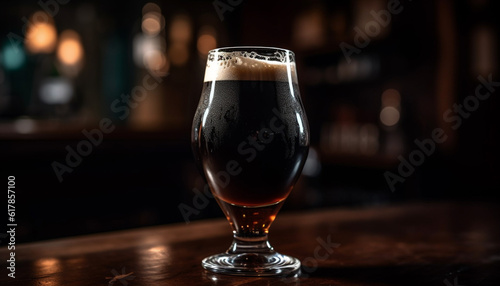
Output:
[1, 201, 500, 286]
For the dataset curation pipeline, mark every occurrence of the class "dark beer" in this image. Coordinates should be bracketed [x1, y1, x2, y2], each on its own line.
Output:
[194, 47, 307, 275]
[192, 80, 309, 207]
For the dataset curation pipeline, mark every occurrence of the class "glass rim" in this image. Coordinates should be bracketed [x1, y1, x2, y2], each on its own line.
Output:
[208, 46, 294, 56]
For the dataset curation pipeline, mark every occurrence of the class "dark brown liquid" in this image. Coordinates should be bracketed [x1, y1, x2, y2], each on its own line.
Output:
[217, 198, 284, 237]
[192, 80, 309, 207]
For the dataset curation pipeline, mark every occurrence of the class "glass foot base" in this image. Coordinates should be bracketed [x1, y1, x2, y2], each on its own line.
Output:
[202, 252, 301, 276]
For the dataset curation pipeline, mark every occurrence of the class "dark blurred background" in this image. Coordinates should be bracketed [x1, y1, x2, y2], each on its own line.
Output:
[0, 0, 498, 243]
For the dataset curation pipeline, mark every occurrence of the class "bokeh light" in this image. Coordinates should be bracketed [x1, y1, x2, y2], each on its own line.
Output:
[144, 49, 169, 76]
[381, 88, 401, 107]
[142, 2, 161, 15]
[380, 106, 400, 127]
[293, 9, 325, 49]
[169, 14, 192, 44]
[13, 117, 36, 134]
[1, 43, 26, 70]
[168, 14, 192, 67]
[197, 26, 217, 56]
[142, 12, 165, 36]
[39, 77, 74, 105]
[57, 30, 84, 66]
[25, 11, 57, 54]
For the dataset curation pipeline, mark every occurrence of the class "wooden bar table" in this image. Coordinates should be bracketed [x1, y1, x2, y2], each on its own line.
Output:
[1, 201, 499, 285]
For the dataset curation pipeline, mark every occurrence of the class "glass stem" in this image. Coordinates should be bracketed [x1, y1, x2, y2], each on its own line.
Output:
[227, 234, 275, 254]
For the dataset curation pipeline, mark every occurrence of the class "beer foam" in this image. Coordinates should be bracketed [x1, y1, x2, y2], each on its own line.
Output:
[204, 52, 297, 83]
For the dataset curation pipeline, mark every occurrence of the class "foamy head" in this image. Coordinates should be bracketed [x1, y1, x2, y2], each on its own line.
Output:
[203, 48, 297, 83]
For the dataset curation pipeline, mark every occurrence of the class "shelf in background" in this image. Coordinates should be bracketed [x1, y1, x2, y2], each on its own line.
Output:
[0, 118, 188, 141]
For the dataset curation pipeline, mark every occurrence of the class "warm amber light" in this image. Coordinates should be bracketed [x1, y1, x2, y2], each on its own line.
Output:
[142, 12, 164, 36]
[197, 26, 217, 56]
[35, 258, 61, 275]
[293, 9, 325, 49]
[197, 35, 216, 55]
[381, 88, 401, 107]
[169, 15, 192, 44]
[57, 30, 83, 66]
[149, 246, 167, 254]
[144, 49, 169, 76]
[142, 2, 161, 15]
[25, 12, 57, 54]
[142, 16, 160, 35]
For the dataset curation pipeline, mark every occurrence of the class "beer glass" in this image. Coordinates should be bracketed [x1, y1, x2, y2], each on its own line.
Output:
[191, 46, 309, 276]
